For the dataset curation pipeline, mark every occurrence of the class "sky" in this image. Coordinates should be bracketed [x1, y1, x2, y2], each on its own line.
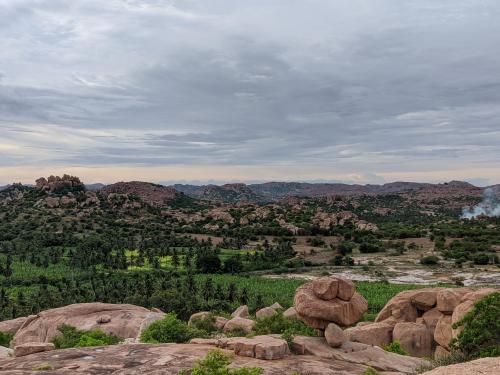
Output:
[1, 0, 500, 186]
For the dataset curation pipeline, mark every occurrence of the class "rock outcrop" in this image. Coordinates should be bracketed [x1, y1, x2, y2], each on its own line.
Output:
[294, 276, 368, 329]
[367, 287, 498, 358]
[420, 357, 499, 375]
[8, 303, 164, 347]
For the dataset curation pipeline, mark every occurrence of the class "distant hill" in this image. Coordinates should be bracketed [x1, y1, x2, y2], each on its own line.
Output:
[85, 183, 106, 191]
[100, 181, 184, 206]
[170, 180, 483, 203]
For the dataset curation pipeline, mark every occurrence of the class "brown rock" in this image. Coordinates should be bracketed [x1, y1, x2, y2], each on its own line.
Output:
[283, 307, 297, 319]
[188, 312, 212, 327]
[434, 315, 452, 349]
[295, 283, 367, 328]
[189, 338, 218, 346]
[393, 322, 433, 358]
[254, 336, 290, 360]
[411, 290, 437, 311]
[420, 357, 499, 375]
[269, 302, 283, 310]
[375, 290, 422, 324]
[231, 336, 289, 360]
[214, 316, 228, 330]
[337, 278, 356, 301]
[14, 342, 55, 357]
[422, 308, 444, 331]
[96, 315, 111, 324]
[256, 307, 278, 320]
[436, 290, 461, 313]
[0, 316, 31, 335]
[11, 303, 164, 347]
[291, 336, 428, 373]
[312, 277, 339, 300]
[0, 342, 377, 374]
[231, 305, 249, 319]
[324, 323, 346, 348]
[223, 317, 255, 334]
[344, 322, 393, 347]
[434, 345, 450, 359]
[0, 346, 13, 358]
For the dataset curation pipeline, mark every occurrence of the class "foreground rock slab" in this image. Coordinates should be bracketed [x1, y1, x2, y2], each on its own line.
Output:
[0, 343, 390, 374]
[421, 357, 500, 375]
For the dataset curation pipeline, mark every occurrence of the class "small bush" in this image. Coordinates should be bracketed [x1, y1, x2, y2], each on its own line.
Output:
[183, 349, 263, 375]
[383, 341, 408, 355]
[420, 256, 439, 265]
[140, 313, 207, 344]
[363, 367, 381, 375]
[190, 313, 217, 333]
[0, 331, 13, 347]
[33, 364, 54, 371]
[451, 292, 500, 359]
[53, 325, 120, 349]
[253, 313, 316, 337]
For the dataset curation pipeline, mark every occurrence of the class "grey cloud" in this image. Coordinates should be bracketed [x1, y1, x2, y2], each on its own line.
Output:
[1, 0, 500, 180]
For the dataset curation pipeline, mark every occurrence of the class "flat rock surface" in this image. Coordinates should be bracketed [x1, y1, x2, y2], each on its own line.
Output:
[0, 343, 407, 374]
[421, 357, 500, 375]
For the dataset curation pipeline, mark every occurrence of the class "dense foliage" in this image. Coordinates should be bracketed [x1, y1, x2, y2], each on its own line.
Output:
[52, 324, 120, 349]
[452, 292, 500, 359]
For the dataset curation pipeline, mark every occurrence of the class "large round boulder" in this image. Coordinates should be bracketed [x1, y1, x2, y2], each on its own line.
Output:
[294, 277, 367, 329]
[11, 303, 165, 347]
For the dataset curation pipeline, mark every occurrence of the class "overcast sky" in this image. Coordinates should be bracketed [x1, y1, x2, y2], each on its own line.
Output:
[1, 0, 500, 185]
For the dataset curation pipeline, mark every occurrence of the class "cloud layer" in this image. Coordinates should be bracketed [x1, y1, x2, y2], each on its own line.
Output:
[1, 0, 500, 184]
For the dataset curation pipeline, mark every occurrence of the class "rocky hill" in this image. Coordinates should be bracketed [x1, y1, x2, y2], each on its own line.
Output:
[171, 180, 486, 204]
[100, 181, 184, 206]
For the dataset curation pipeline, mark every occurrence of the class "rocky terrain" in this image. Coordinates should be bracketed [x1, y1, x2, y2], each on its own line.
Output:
[0, 277, 497, 374]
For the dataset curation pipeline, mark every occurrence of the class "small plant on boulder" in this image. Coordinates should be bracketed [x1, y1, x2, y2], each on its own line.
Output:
[53, 324, 120, 349]
[382, 341, 408, 356]
[0, 331, 13, 347]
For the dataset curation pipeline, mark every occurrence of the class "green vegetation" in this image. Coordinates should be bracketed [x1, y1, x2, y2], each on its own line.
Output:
[140, 313, 208, 344]
[362, 367, 382, 375]
[52, 324, 120, 349]
[452, 292, 500, 359]
[181, 349, 263, 375]
[383, 341, 408, 355]
[0, 331, 13, 347]
[252, 313, 315, 337]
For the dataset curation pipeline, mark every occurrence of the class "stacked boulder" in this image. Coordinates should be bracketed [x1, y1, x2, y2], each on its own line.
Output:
[345, 287, 497, 358]
[294, 276, 368, 331]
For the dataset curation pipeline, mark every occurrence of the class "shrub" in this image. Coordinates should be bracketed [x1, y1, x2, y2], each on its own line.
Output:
[53, 324, 120, 349]
[451, 292, 500, 359]
[140, 313, 208, 344]
[383, 341, 408, 355]
[420, 256, 439, 265]
[363, 367, 381, 375]
[253, 313, 315, 337]
[182, 349, 263, 375]
[0, 331, 13, 347]
[472, 253, 490, 265]
[190, 313, 217, 333]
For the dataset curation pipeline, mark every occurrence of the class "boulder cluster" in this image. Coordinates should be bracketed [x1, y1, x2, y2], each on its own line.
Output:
[294, 276, 368, 330]
[347, 287, 497, 358]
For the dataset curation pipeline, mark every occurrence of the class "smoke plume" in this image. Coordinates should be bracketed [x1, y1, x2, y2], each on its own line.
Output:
[461, 188, 500, 219]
